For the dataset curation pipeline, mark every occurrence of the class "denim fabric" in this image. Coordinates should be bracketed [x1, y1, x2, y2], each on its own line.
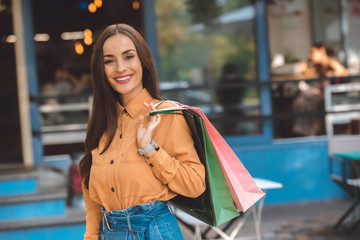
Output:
[99, 201, 184, 240]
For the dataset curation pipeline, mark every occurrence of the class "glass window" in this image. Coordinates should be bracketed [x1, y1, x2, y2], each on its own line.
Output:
[0, 0, 23, 164]
[267, 0, 355, 139]
[155, 0, 260, 136]
[31, 0, 143, 155]
[311, 0, 341, 52]
[346, 0, 360, 75]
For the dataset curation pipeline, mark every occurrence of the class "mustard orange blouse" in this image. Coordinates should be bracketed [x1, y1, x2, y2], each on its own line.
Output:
[82, 89, 206, 240]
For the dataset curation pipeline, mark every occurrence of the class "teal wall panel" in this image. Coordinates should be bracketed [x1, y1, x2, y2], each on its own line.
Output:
[0, 224, 85, 240]
[228, 138, 347, 204]
[0, 200, 65, 221]
[0, 179, 37, 197]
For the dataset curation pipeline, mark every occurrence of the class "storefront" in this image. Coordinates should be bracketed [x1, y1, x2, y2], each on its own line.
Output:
[0, 0, 144, 166]
[149, 0, 360, 203]
[1, 0, 359, 203]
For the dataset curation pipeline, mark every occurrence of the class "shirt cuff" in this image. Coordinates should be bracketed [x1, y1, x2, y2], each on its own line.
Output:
[146, 147, 179, 184]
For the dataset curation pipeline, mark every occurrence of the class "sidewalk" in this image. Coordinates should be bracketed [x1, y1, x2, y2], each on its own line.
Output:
[179, 198, 360, 240]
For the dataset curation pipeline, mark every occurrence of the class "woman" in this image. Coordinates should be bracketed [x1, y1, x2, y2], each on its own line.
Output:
[79, 24, 206, 240]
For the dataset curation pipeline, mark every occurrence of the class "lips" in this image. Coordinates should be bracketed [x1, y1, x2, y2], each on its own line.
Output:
[114, 74, 132, 84]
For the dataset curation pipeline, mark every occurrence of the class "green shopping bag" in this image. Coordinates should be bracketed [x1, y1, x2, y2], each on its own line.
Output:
[158, 109, 240, 226]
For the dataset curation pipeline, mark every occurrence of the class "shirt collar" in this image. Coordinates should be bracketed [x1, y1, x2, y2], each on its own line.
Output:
[117, 88, 153, 119]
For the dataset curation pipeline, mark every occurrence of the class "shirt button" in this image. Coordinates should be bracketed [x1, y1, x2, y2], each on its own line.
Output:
[110, 160, 114, 164]
[149, 163, 154, 167]
[111, 187, 115, 192]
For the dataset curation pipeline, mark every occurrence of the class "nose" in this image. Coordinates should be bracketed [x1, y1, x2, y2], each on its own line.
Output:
[116, 59, 126, 73]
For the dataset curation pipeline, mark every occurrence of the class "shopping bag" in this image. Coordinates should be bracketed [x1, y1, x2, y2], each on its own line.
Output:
[180, 106, 265, 212]
[192, 108, 265, 212]
[153, 107, 239, 226]
[153, 101, 264, 212]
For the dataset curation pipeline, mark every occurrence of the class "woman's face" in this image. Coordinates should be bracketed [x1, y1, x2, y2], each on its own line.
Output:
[103, 34, 143, 105]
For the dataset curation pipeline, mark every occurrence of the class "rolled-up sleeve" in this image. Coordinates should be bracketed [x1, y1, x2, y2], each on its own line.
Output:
[147, 110, 206, 198]
[82, 183, 102, 240]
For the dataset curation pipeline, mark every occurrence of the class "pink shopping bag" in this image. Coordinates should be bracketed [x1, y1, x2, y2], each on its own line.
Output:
[182, 105, 265, 212]
[153, 102, 265, 212]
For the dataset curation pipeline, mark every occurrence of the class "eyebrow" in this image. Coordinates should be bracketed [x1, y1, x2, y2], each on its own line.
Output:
[103, 49, 136, 58]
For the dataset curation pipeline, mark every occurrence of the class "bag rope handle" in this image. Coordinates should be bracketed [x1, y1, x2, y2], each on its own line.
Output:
[151, 100, 187, 116]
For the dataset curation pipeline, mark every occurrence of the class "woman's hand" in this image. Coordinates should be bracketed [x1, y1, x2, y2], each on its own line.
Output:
[137, 102, 161, 149]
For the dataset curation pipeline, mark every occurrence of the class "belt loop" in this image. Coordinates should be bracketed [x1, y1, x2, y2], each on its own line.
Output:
[167, 202, 174, 214]
[103, 211, 113, 231]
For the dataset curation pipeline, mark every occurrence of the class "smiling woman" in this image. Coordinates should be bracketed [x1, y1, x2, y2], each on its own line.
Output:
[103, 34, 144, 106]
[79, 24, 206, 240]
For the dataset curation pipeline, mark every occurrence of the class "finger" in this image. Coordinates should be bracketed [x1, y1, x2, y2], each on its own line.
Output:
[149, 102, 156, 112]
[144, 102, 152, 116]
[155, 114, 161, 125]
[148, 114, 161, 130]
[154, 113, 161, 123]
[150, 111, 161, 122]
[144, 102, 152, 111]
[138, 115, 145, 129]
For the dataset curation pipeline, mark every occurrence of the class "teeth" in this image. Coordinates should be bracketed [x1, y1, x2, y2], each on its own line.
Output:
[115, 76, 130, 81]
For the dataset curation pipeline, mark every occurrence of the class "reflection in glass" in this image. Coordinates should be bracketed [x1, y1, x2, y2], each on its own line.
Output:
[155, 0, 260, 136]
[267, 0, 359, 139]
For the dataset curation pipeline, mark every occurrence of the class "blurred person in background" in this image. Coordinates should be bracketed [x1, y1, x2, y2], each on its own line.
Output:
[291, 81, 324, 137]
[291, 42, 348, 137]
[41, 67, 80, 101]
[216, 63, 245, 114]
[40, 67, 80, 123]
[53, 68, 79, 96]
[216, 63, 245, 135]
[300, 42, 348, 77]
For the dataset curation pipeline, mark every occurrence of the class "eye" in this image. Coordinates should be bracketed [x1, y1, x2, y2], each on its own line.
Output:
[125, 55, 134, 60]
[104, 59, 114, 64]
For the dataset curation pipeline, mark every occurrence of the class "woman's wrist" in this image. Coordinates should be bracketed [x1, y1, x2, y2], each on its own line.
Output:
[139, 141, 151, 149]
[144, 149, 157, 159]
[138, 140, 159, 158]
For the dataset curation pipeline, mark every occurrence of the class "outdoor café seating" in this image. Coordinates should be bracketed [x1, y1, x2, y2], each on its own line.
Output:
[173, 178, 283, 240]
[325, 83, 360, 233]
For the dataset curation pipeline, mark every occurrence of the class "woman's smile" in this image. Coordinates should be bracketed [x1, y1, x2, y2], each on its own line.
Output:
[114, 74, 133, 84]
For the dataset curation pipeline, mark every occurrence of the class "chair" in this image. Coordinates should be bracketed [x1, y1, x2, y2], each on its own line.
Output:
[325, 83, 360, 232]
[173, 208, 252, 240]
[173, 178, 283, 240]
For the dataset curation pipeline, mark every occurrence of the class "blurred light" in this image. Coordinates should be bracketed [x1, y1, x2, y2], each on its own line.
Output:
[6, 35, 17, 43]
[94, 0, 102, 8]
[132, 0, 140, 10]
[61, 31, 84, 40]
[78, 1, 88, 10]
[88, 3, 97, 13]
[84, 29, 92, 37]
[34, 33, 50, 42]
[0, 3, 6, 12]
[84, 35, 93, 45]
[75, 42, 84, 55]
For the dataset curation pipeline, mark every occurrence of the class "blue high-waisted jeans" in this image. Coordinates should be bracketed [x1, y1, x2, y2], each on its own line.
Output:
[99, 201, 184, 240]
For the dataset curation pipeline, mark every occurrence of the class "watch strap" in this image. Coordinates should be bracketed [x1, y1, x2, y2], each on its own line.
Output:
[138, 140, 158, 156]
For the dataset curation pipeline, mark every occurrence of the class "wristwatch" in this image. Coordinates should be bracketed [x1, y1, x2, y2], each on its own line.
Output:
[138, 140, 159, 156]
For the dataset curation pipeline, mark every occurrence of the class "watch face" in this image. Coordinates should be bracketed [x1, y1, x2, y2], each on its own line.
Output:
[138, 140, 158, 155]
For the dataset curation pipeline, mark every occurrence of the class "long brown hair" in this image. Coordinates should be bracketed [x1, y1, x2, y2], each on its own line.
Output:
[80, 24, 162, 189]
